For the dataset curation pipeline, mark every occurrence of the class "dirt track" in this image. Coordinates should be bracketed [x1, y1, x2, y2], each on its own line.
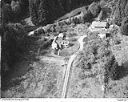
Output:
[61, 35, 87, 98]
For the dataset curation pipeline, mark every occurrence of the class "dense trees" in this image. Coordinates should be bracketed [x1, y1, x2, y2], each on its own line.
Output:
[2, 0, 29, 24]
[121, 23, 128, 36]
[29, 0, 65, 26]
[1, 23, 30, 72]
[2, 0, 102, 26]
[88, 2, 101, 18]
[3, 0, 12, 4]
[1, 3, 13, 25]
[111, 0, 128, 35]
[29, 0, 101, 26]
[76, 32, 120, 81]
[113, 0, 128, 26]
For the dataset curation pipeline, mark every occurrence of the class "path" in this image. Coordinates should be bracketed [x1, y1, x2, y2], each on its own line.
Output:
[61, 35, 87, 98]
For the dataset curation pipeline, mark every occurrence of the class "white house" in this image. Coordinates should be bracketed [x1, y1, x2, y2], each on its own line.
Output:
[89, 21, 108, 32]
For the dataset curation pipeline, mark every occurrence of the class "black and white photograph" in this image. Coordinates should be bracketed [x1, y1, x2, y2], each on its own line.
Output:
[0, 0, 128, 100]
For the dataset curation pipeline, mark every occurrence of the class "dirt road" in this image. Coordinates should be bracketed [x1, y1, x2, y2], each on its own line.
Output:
[61, 35, 87, 98]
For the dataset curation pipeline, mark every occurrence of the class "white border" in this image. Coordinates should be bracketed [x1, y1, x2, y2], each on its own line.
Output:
[1, 98, 128, 102]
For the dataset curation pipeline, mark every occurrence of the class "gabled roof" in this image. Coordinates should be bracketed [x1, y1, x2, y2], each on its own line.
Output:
[91, 21, 107, 28]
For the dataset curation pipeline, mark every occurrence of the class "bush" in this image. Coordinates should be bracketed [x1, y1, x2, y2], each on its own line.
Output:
[83, 10, 94, 22]
[108, 60, 119, 80]
[12, 0, 29, 20]
[29, 0, 39, 26]
[1, 3, 13, 24]
[120, 23, 128, 36]
[121, 17, 128, 26]
[104, 55, 119, 81]
[10, 0, 21, 21]
[113, 0, 128, 26]
[113, 4, 121, 26]
[37, 0, 51, 26]
[88, 2, 101, 17]
[121, 17, 128, 36]
[99, 0, 106, 8]
[125, 2, 128, 17]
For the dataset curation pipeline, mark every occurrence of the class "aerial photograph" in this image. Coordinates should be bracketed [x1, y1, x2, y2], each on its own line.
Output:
[0, 0, 128, 99]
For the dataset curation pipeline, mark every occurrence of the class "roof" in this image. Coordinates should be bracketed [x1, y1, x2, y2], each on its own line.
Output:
[91, 21, 107, 28]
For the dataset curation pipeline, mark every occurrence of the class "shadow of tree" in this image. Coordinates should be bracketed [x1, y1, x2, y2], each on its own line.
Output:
[1, 76, 26, 91]
[112, 61, 128, 80]
[1, 35, 43, 91]
[116, 61, 128, 80]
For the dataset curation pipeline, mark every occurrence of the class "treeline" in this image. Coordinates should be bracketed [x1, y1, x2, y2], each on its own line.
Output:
[1, 0, 29, 24]
[112, 0, 128, 35]
[1, 0, 100, 26]
[29, 0, 100, 26]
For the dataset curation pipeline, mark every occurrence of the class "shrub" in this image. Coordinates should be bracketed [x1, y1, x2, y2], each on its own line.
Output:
[113, 5, 121, 26]
[121, 17, 128, 36]
[104, 55, 119, 80]
[125, 2, 128, 17]
[1, 3, 13, 24]
[121, 17, 128, 26]
[120, 23, 128, 36]
[12, 0, 29, 20]
[99, 0, 106, 8]
[113, 0, 128, 26]
[11, 0, 21, 21]
[29, 0, 39, 26]
[88, 2, 101, 18]
[83, 10, 94, 22]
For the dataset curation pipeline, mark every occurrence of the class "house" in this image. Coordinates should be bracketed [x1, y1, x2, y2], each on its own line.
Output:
[51, 33, 69, 55]
[89, 21, 108, 32]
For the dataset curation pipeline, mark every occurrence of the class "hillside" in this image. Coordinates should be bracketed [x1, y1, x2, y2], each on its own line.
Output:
[1, 0, 128, 98]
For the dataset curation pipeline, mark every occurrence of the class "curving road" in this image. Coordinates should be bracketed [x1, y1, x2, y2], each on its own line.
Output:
[61, 35, 87, 98]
